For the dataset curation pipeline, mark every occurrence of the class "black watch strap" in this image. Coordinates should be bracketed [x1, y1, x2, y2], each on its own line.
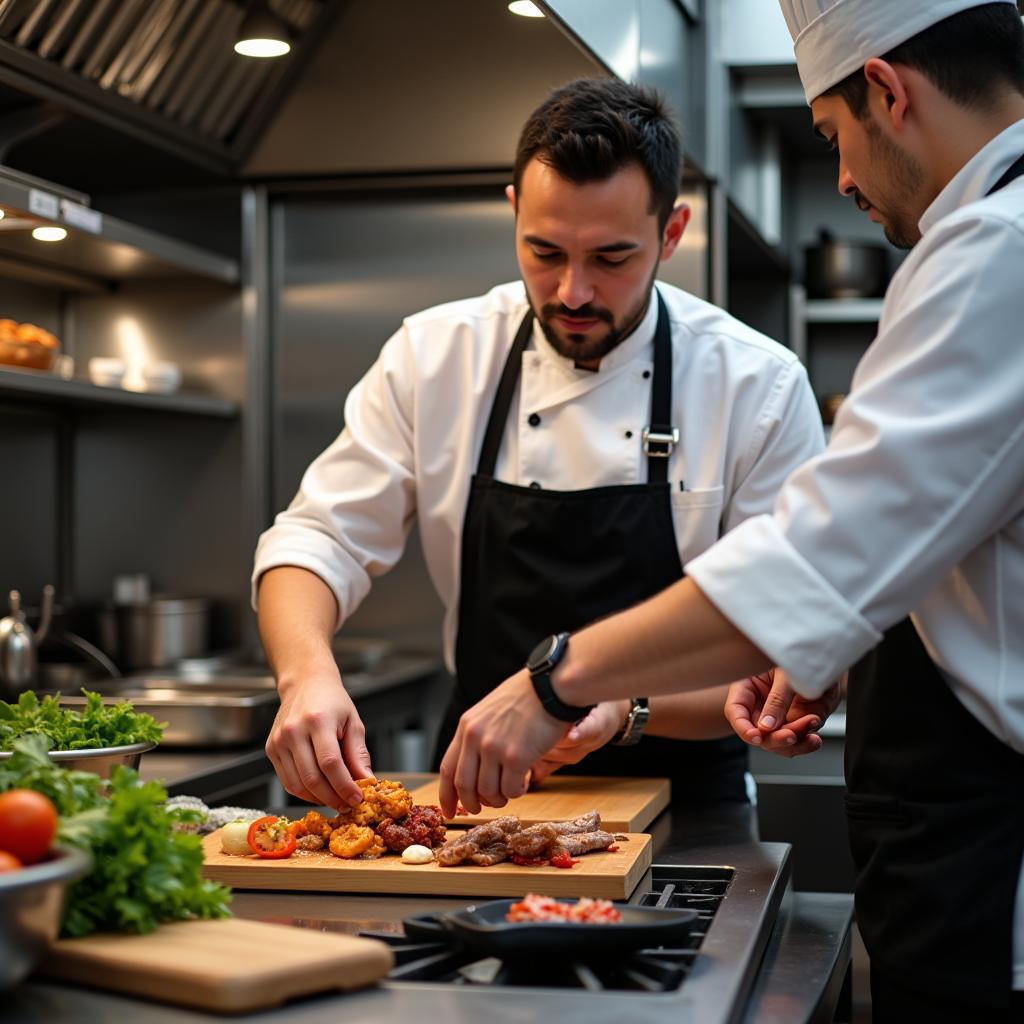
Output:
[531, 669, 594, 722]
[527, 633, 594, 723]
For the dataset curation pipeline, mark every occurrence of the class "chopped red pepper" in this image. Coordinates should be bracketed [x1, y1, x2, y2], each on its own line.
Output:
[548, 850, 579, 869]
[606, 844, 620, 852]
[247, 816, 297, 859]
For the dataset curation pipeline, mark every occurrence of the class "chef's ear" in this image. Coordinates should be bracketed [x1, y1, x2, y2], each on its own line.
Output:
[505, 184, 517, 213]
[863, 58, 910, 130]
[660, 203, 690, 261]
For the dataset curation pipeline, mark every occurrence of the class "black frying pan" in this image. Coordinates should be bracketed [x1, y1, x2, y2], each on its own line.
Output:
[435, 899, 699, 956]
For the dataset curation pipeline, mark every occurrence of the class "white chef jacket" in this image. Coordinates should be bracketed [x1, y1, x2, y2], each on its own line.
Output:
[253, 279, 824, 672]
[687, 118, 1024, 987]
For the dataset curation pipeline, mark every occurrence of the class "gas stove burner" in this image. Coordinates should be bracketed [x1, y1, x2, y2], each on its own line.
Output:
[359, 867, 733, 994]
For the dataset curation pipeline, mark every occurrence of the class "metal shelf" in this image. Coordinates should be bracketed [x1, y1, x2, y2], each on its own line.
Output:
[0, 165, 239, 291]
[802, 298, 884, 323]
[0, 365, 238, 417]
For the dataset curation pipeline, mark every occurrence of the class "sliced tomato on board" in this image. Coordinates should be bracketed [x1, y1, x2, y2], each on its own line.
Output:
[246, 816, 297, 859]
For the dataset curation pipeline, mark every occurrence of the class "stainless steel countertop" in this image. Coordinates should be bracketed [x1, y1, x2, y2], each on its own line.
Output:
[4, 795, 852, 1024]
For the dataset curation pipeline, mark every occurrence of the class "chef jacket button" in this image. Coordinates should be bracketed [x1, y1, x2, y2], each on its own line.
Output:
[642, 370, 651, 379]
[625, 430, 633, 439]
[529, 481, 542, 489]
[528, 412, 541, 427]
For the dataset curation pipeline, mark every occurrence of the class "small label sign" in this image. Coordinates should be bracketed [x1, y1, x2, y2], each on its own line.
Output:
[60, 199, 102, 234]
[28, 188, 59, 219]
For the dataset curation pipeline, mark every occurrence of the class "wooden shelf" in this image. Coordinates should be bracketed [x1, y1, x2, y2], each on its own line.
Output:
[802, 298, 883, 323]
[0, 365, 239, 417]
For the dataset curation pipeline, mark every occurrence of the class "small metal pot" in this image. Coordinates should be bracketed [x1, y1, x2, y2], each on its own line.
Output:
[97, 597, 210, 671]
[804, 228, 889, 299]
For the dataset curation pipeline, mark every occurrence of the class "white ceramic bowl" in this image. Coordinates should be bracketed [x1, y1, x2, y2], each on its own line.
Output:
[88, 356, 126, 388]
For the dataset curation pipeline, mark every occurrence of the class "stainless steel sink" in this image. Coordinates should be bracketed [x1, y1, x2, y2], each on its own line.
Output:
[47, 674, 279, 748]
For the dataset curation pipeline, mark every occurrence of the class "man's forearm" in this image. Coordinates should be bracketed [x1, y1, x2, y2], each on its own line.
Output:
[256, 566, 341, 692]
[555, 577, 770, 706]
[646, 686, 733, 741]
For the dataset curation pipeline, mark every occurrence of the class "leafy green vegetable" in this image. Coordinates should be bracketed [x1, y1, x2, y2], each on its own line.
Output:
[0, 735, 231, 936]
[0, 689, 164, 752]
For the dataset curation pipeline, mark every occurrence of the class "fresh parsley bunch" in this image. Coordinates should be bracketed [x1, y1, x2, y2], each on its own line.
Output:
[0, 689, 164, 752]
[0, 735, 231, 936]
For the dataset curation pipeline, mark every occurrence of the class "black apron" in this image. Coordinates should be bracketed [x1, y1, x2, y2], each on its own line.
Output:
[433, 291, 747, 802]
[845, 152, 1024, 1007]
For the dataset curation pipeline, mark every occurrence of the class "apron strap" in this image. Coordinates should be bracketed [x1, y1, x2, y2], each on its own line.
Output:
[476, 289, 675, 481]
[645, 290, 674, 484]
[476, 308, 535, 477]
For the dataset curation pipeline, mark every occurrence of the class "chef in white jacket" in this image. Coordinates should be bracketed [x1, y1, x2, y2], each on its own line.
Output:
[440, 4, 1024, 1020]
[253, 79, 823, 814]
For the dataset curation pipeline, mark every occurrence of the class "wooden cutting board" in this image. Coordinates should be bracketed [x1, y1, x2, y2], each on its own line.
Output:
[202, 831, 652, 900]
[409, 774, 670, 832]
[37, 918, 393, 1013]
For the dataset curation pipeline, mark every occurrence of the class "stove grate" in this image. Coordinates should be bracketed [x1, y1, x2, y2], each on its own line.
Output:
[360, 866, 734, 993]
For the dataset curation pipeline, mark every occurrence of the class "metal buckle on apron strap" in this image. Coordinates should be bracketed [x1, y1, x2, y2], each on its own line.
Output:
[642, 425, 679, 457]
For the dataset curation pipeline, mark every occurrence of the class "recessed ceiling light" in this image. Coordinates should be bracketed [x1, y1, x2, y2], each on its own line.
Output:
[508, 1, 544, 17]
[32, 226, 67, 242]
[235, 4, 291, 57]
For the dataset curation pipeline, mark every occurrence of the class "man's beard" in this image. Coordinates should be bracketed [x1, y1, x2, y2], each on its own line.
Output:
[532, 266, 659, 366]
[858, 122, 927, 251]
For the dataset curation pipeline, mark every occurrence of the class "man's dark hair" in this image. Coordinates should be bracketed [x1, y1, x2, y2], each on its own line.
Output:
[513, 78, 683, 231]
[825, 3, 1024, 118]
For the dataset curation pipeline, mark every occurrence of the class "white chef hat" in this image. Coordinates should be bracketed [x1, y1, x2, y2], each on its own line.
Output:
[779, 0, 1020, 103]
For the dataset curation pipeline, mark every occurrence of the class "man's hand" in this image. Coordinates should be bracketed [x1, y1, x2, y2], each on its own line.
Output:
[528, 700, 630, 784]
[439, 669, 569, 817]
[265, 668, 374, 808]
[725, 668, 841, 758]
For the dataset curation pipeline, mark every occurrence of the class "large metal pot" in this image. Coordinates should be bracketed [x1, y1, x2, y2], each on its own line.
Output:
[804, 228, 889, 299]
[97, 597, 210, 671]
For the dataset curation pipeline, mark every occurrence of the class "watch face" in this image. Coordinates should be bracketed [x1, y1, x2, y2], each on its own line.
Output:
[527, 635, 556, 670]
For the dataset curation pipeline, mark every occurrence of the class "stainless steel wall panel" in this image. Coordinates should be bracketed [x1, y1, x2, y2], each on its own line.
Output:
[271, 191, 524, 650]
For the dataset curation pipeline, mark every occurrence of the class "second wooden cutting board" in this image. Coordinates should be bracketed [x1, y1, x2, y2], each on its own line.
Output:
[38, 918, 393, 1013]
[409, 774, 670, 832]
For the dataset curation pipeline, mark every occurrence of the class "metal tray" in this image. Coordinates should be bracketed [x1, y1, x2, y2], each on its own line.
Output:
[50, 676, 279, 748]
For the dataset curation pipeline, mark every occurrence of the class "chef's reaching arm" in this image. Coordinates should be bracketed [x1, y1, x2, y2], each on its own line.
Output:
[439, 576, 771, 816]
[258, 566, 373, 809]
[528, 686, 735, 783]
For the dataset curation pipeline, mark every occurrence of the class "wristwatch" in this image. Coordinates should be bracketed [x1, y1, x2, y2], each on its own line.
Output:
[611, 698, 650, 746]
[526, 632, 595, 723]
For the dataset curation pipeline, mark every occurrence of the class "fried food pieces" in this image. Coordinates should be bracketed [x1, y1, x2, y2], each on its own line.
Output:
[297, 780, 440, 860]
[330, 778, 414, 828]
[376, 805, 447, 853]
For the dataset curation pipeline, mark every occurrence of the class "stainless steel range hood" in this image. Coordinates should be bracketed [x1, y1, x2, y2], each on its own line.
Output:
[0, 0, 337, 171]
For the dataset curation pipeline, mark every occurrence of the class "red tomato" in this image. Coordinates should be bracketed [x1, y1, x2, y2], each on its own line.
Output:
[0, 789, 58, 865]
[0, 850, 23, 872]
[247, 816, 297, 859]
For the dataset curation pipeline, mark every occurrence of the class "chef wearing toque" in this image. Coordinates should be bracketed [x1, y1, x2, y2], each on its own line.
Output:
[441, 3, 1024, 1018]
